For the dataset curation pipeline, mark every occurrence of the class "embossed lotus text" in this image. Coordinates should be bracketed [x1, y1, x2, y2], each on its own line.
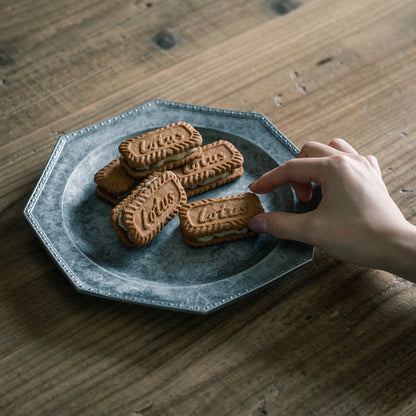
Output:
[197, 203, 248, 224]
[137, 126, 189, 154]
[141, 192, 176, 230]
[183, 151, 226, 173]
[138, 133, 185, 154]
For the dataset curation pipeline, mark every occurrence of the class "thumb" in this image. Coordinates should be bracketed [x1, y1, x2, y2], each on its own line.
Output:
[248, 211, 312, 243]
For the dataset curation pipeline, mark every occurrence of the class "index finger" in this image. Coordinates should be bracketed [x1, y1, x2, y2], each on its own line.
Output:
[249, 157, 326, 194]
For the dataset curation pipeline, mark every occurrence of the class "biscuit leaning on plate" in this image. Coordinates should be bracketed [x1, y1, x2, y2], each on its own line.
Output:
[179, 193, 264, 247]
[110, 170, 187, 247]
[94, 157, 139, 205]
[119, 121, 203, 178]
[173, 140, 244, 197]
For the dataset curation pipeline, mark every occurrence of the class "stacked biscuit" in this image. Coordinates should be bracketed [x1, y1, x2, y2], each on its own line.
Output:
[94, 121, 264, 247]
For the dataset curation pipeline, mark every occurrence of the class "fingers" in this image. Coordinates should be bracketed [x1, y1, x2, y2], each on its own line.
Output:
[290, 182, 313, 202]
[299, 139, 358, 158]
[285, 139, 356, 201]
[327, 139, 380, 175]
[249, 139, 360, 196]
[249, 157, 326, 194]
[328, 138, 359, 154]
[298, 141, 340, 158]
[248, 211, 313, 243]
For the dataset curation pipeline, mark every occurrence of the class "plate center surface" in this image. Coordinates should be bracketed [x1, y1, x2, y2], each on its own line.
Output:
[62, 128, 294, 286]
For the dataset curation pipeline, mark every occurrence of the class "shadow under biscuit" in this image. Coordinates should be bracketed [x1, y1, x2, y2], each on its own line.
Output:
[60, 126, 302, 291]
[64, 189, 282, 287]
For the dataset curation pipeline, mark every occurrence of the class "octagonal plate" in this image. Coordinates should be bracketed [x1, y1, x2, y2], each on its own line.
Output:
[24, 99, 320, 313]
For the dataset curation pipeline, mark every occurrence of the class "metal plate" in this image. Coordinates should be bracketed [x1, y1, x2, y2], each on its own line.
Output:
[24, 99, 320, 313]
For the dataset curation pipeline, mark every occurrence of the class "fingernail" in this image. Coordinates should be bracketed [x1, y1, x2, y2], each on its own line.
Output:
[248, 215, 267, 233]
[248, 180, 257, 191]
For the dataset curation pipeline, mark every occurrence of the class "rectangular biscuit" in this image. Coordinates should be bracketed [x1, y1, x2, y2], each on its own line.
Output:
[110, 171, 187, 246]
[94, 157, 138, 205]
[179, 193, 264, 247]
[119, 121, 203, 178]
[173, 140, 244, 197]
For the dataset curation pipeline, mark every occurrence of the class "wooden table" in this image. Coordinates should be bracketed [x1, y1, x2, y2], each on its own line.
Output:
[1, 0, 416, 414]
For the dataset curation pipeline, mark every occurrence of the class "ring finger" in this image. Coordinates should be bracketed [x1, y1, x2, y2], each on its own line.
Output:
[298, 140, 342, 159]
[328, 138, 359, 154]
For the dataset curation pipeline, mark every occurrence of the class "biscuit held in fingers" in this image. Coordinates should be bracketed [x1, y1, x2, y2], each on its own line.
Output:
[179, 193, 264, 247]
[248, 140, 416, 280]
[248, 211, 312, 243]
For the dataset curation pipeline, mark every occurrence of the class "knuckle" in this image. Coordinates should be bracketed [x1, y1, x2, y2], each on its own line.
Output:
[328, 154, 349, 165]
[358, 154, 376, 168]
[365, 154, 378, 164]
[328, 153, 380, 176]
[364, 154, 381, 173]
[284, 158, 297, 170]
[326, 154, 353, 174]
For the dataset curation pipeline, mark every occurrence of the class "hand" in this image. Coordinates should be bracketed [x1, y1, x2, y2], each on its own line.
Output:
[248, 139, 416, 280]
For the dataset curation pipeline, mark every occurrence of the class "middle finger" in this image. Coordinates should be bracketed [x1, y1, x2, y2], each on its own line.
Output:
[298, 141, 342, 159]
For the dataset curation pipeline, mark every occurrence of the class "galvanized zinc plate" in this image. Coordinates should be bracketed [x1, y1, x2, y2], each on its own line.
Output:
[24, 99, 320, 313]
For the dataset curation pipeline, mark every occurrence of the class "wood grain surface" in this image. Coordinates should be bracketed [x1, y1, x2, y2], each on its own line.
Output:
[1, 0, 415, 414]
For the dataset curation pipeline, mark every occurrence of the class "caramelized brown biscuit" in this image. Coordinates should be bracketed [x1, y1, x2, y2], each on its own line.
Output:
[94, 157, 138, 205]
[179, 193, 264, 247]
[119, 121, 203, 178]
[173, 140, 244, 197]
[110, 171, 187, 247]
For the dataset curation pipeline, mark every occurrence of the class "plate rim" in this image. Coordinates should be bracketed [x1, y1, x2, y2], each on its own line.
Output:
[23, 99, 317, 313]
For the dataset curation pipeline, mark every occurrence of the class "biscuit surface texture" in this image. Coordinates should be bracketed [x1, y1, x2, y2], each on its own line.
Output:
[94, 157, 138, 204]
[118, 121, 203, 169]
[110, 171, 187, 246]
[173, 140, 244, 196]
[179, 193, 264, 247]
[120, 147, 202, 179]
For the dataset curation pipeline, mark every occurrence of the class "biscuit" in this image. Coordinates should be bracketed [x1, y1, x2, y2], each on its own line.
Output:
[173, 140, 244, 197]
[179, 193, 264, 247]
[110, 171, 187, 246]
[94, 157, 138, 205]
[119, 121, 203, 178]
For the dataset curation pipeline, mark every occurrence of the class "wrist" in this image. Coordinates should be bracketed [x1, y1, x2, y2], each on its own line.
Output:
[379, 222, 416, 281]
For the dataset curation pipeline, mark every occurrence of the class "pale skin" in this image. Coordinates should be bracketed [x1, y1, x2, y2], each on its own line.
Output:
[248, 139, 416, 281]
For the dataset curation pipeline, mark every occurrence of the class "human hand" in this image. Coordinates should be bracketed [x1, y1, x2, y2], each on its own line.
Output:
[248, 139, 416, 280]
